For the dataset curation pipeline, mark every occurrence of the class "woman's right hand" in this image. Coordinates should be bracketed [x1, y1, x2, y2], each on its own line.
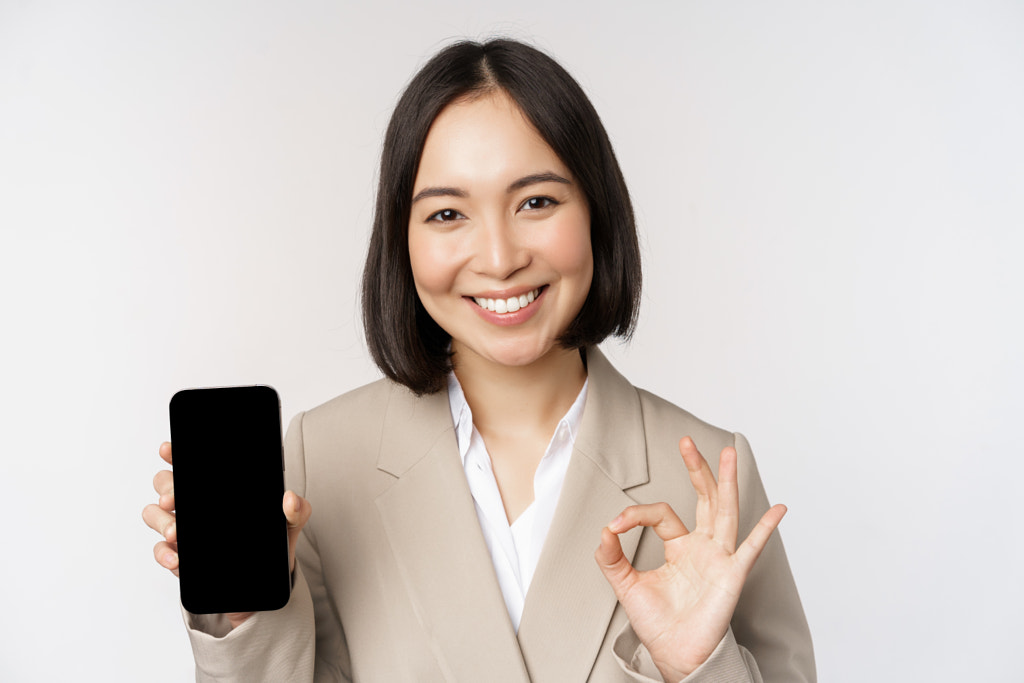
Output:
[141, 441, 313, 630]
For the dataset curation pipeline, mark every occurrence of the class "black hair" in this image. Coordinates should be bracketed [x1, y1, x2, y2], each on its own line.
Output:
[362, 38, 641, 395]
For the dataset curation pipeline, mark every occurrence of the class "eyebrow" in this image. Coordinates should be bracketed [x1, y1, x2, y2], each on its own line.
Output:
[410, 171, 571, 204]
[506, 172, 571, 193]
[410, 186, 467, 204]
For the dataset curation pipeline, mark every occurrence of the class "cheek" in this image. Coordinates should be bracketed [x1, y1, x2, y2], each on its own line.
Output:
[544, 211, 594, 291]
[408, 231, 454, 299]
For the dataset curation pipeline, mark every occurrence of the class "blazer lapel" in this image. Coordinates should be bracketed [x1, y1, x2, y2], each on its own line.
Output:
[516, 347, 650, 681]
[374, 383, 531, 683]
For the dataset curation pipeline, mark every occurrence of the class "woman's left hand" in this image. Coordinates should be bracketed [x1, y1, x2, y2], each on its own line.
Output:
[595, 436, 786, 682]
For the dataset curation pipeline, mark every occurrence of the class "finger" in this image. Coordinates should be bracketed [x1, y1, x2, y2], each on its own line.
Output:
[159, 441, 173, 466]
[153, 540, 180, 577]
[153, 469, 173, 494]
[594, 526, 638, 600]
[153, 470, 175, 511]
[734, 504, 787, 573]
[608, 502, 688, 542]
[714, 446, 739, 552]
[283, 491, 312, 572]
[142, 503, 177, 541]
[679, 437, 718, 532]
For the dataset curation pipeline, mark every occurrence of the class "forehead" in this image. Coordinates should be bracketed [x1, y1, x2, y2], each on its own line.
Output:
[414, 91, 570, 189]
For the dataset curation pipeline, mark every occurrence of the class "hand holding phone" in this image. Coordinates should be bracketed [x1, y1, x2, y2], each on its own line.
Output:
[142, 386, 312, 621]
[144, 444, 312, 628]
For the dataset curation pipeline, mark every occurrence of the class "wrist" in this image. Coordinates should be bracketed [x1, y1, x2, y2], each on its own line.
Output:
[226, 611, 255, 630]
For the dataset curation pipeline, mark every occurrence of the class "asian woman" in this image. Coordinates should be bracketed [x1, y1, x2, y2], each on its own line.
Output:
[143, 38, 814, 682]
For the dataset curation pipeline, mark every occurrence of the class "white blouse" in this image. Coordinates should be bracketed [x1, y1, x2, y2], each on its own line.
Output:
[446, 373, 588, 632]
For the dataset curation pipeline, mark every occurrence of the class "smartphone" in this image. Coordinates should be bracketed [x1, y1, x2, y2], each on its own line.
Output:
[168, 385, 290, 614]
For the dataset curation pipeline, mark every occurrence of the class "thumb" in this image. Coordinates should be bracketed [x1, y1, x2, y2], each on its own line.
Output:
[283, 490, 312, 572]
[595, 526, 637, 599]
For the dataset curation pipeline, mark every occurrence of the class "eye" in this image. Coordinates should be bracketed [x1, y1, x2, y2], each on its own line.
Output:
[519, 196, 559, 212]
[427, 208, 466, 223]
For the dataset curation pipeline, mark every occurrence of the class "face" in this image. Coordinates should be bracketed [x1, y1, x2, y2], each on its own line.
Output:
[408, 90, 593, 370]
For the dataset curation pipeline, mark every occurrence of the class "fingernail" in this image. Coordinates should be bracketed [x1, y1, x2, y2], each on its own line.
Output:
[165, 522, 175, 539]
[163, 552, 178, 566]
[292, 494, 301, 513]
[609, 514, 623, 530]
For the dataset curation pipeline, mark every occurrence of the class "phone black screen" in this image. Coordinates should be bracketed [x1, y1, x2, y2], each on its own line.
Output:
[169, 385, 290, 614]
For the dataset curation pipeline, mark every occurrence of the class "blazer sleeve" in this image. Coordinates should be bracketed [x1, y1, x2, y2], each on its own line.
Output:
[182, 566, 316, 682]
[181, 411, 353, 682]
[612, 626, 762, 682]
[608, 431, 815, 683]
[729, 431, 815, 682]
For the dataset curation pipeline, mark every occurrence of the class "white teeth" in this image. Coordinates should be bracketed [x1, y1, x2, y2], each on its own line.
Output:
[472, 288, 541, 314]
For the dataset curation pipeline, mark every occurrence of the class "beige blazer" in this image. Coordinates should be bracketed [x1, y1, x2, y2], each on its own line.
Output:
[185, 348, 815, 682]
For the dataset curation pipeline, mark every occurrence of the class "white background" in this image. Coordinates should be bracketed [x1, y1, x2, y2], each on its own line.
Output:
[2, 1, 1022, 680]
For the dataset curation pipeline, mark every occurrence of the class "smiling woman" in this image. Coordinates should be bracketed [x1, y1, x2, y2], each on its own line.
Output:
[409, 91, 594, 372]
[361, 40, 642, 397]
[144, 38, 815, 682]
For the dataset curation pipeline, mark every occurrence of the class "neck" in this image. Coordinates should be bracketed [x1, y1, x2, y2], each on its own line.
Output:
[452, 344, 587, 440]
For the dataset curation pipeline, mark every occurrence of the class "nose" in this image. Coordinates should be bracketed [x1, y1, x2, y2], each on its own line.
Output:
[471, 215, 530, 280]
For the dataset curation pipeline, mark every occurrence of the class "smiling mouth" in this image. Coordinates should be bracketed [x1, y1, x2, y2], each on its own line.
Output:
[471, 287, 544, 314]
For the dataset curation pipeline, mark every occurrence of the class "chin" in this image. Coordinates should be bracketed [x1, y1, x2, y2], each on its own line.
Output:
[467, 337, 559, 369]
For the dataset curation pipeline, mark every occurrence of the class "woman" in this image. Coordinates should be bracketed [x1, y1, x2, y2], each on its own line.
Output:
[144, 39, 814, 681]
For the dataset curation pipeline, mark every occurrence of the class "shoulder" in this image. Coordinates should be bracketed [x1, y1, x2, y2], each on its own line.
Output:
[284, 377, 417, 502]
[630, 385, 764, 510]
[634, 387, 736, 452]
[630, 382, 756, 487]
[300, 377, 395, 432]
[285, 378, 397, 471]
[584, 346, 745, 470]
[286, 376, 451, 467]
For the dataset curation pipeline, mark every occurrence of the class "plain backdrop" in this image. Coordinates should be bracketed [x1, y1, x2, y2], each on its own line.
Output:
[2, 1, 1022, 680]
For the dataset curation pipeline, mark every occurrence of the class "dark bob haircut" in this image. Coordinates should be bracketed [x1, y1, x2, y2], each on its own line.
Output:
[362, 38, 641, 395]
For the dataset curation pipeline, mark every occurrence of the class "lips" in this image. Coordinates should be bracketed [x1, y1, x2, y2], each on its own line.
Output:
[471, 287, 542, 314]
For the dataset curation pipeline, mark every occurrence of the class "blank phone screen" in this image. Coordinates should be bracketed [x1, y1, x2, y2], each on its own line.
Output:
[169, 385, 290, 614]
